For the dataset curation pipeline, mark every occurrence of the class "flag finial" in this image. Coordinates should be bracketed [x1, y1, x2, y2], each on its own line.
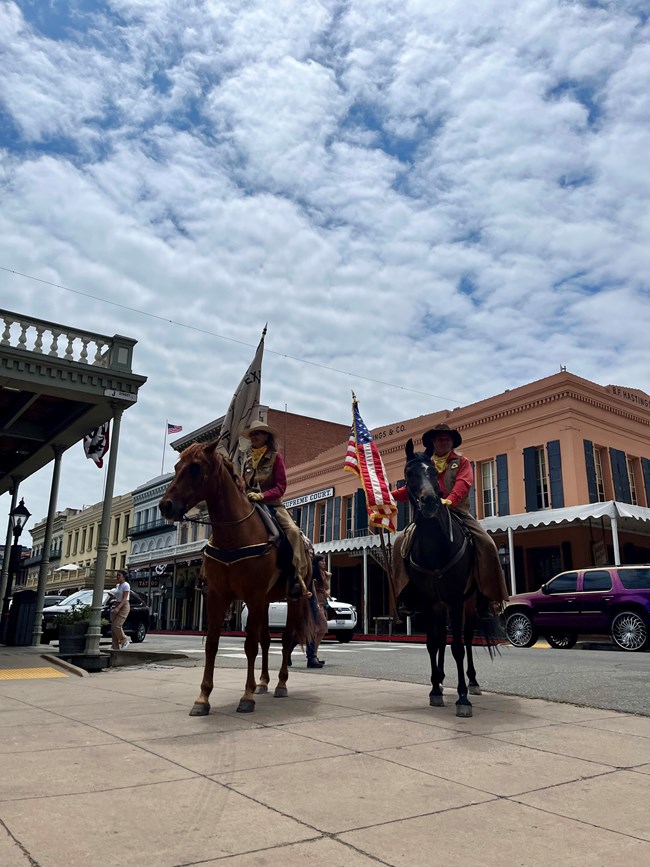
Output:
[262, 323, 267, 338]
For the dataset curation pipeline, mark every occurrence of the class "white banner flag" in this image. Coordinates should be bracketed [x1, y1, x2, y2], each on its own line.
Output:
[216, 327, 266, 463]
[83, 421, 110, 468]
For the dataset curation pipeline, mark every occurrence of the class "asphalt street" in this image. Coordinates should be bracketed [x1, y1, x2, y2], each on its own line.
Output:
[134, 633, 650, 717]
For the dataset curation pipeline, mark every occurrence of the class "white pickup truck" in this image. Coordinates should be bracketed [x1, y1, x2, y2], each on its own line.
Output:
[241, 596, 357, 642]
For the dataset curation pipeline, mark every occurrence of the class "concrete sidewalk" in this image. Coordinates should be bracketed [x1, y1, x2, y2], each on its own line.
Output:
[0, 648, 649, 866]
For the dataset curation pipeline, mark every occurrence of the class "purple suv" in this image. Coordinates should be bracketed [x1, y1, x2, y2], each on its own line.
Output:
[505, 566, 650, 652]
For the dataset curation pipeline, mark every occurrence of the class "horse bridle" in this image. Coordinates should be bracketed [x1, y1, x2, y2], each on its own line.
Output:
[182, 504, 256, 526]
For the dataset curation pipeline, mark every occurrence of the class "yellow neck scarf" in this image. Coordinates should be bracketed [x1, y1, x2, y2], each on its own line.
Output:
[432, 451, 451, 474]
[251, 446, 267, 469]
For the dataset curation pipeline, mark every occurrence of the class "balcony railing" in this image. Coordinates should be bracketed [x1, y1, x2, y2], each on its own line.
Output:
[128, 517, 174, 538]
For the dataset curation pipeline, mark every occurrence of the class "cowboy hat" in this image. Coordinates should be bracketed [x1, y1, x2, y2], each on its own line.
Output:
[422, 423, 462, 450]
[243, 419, 278, 439]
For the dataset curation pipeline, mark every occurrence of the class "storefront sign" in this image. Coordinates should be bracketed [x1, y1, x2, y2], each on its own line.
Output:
[137, 578, 159, 587]
[608, 386, 650, 409]
[285, 487, 334, 509]
[373, 423, 406, 440]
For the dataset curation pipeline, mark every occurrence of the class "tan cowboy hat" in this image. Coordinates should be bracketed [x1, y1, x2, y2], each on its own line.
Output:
[422, 423, 462, 450]
[243, 419, 278, 439]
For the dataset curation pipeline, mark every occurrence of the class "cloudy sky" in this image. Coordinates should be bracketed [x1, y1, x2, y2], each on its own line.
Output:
[1, 0, 649, 528]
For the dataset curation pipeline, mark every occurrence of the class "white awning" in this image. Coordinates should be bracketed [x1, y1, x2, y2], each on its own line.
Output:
[481, 501, 650, 533]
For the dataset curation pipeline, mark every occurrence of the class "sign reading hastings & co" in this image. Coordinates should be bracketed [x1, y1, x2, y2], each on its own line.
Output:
[285, 487, 334, 509]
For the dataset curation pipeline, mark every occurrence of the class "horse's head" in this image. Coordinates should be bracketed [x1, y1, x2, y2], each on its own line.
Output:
[404, 437, 440, 519]
[159, 441, 243, 521]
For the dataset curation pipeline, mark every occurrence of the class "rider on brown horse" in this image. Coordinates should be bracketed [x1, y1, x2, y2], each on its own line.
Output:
[393, 423, 510, 611]
[242, 419, 311, 597]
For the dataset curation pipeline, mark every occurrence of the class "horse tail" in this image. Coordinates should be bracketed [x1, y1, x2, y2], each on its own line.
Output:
[466, 592, 505, 659]
[286, 594, 317, 649]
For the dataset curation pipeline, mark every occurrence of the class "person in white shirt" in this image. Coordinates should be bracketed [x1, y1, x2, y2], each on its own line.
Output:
[112, 569, 131, 650]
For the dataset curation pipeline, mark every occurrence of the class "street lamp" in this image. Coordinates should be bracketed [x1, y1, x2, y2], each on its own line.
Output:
[498, 543, 510, 570]
[0, 498, 32, 643]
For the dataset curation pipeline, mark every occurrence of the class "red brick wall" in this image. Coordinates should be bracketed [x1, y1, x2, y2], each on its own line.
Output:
[267, 409, 348, 468]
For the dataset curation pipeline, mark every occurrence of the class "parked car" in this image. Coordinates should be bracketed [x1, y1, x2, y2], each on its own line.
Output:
[241, 596, 357, 642]
[44, 595, 67, 608]
[41, 588, 150, 644]
[504, 565, 650, 652]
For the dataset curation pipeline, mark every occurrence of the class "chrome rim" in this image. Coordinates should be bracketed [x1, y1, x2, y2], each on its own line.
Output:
[547, 633, 574, 649]
[611, 613, 647, 651]
[506, 613, 533, 647]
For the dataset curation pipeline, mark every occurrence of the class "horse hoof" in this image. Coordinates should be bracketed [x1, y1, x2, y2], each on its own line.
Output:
[274, 686, 288, 698]
[468, 684, 482, 696]
[456, 703, 473, 718]
[189, 702, 210, 717]
[429, 695, 445, 707]
[236, 699, 255, 713]
[254, 684, 268, 695]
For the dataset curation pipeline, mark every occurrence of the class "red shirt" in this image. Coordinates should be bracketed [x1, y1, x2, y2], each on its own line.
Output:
[393, 451, 474, 508]
[261, 451, 287, 503]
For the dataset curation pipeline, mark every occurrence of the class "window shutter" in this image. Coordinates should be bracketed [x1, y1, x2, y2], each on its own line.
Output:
[523, 447, 537, 512]
[546, 440, 564, 508]
[641, 458, 650, 507]
[325, 498, 334, 542]
[584, 440, 598, 503]
[496, 454, 509, 516]
[333, 496, 341, 541]
[468, 461, 476, 516]
[355, 488, 368, 533]
[306, 502, 316, 540]
[395, 480, 409, 530]
[609, 448, 631, 503]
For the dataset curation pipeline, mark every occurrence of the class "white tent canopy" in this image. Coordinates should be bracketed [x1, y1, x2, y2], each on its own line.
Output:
[481, 501, 650, 533]
[53, 564, 80, 572]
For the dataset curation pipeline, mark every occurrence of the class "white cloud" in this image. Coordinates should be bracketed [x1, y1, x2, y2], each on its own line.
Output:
[1, 0, 650, 526]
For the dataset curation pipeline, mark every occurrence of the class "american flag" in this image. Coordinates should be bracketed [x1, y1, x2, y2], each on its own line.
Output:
[167, 423, 183, 434]
[344, 400, 397, 532]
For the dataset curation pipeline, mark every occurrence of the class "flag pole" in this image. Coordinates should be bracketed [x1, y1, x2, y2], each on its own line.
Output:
[161, 421, 168, 475]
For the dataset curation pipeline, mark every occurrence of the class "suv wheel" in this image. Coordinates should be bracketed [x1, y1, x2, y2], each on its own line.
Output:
[333, 631, 353, 643]
[610, 611, 648, 652]
[132, 621, 147, 643]
[545, 633, 577, 649]
[505, 611, 538, 648]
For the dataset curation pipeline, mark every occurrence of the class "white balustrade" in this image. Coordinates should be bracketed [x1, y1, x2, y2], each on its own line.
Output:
[1, 311, 113, 368]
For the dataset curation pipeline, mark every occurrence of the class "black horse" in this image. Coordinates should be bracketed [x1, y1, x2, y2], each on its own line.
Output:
[402, 438, 497, 717]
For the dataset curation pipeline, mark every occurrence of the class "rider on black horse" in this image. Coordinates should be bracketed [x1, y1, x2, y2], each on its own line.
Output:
[392, 423, 510, 613]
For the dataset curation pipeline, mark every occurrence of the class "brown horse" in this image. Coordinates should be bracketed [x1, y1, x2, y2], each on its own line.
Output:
[159, 440, 314, 716]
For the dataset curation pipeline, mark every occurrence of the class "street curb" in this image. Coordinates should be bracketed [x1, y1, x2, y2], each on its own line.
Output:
[41, 653, 89, 677]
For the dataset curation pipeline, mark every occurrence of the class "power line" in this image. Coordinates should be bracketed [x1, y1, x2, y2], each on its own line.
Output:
[0, 264, 462, 403]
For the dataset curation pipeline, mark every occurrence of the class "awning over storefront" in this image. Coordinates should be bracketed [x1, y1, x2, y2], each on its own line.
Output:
[482, 501, 650, 532]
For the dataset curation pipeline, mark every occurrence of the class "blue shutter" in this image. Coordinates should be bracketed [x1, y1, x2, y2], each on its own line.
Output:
[609, 448, 631, 503]
[546, 440, 564, 508]
[523, 447, 537, 512]
[468, 461, 476, 516]
[584, 440, 598, 503]
[306, 502, 316, 540]
[641, 458, 650, 507]
[325, 498, 334, 542]
[355, 488, 368, 533]
[496, 454, 509, 516]
[395, 480, 409, 530]
[333, 496, 341, 541]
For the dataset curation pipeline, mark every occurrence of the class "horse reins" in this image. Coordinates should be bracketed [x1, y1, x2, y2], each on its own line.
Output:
[182, 504, 256, 526]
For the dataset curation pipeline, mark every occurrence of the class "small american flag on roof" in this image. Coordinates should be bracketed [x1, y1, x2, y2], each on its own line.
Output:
[344, 397, 397, 532]
[167, 423, 183, 434]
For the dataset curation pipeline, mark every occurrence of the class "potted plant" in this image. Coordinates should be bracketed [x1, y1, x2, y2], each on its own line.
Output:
[51, 604, 107, 655]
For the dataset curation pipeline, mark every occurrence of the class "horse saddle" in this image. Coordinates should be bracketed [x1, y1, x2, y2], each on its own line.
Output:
[255, 504, 294, 580]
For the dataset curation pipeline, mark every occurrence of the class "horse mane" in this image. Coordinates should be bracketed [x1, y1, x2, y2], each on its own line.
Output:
[179, 440, 247, 494]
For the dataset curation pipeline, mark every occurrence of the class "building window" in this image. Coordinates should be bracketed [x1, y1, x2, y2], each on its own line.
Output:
[113, 516, 120, 544]
[293, 507, 303, 529]
[481, 461, 497, 518]
[88, 525, 94, 550]
[534, 447, 550, 509]
[344, 496, 354, 538]
[627, 457, 639, 506]
[123, 513, 130, 539]
[594, 447, 606, 502]
[110, 555, 116, 572]
[316, 503, 326, 543]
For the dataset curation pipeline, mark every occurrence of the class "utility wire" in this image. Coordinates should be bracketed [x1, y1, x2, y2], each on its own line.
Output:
[0, 264, 462, 403]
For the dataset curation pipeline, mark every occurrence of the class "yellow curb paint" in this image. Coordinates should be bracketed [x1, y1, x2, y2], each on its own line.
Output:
[0, 667, 68, 681]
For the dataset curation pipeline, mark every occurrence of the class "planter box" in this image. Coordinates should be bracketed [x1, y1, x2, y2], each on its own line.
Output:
[58, 622, 87, 655]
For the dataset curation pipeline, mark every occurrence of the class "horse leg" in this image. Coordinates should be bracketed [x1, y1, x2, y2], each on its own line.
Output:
[238, 604, 265, 713]
[450, 602, 472, 718]
[255, 615, 271, 695]
[190, 594, 228, 716]
[426, 607, 446, 707]
[464, 611, 481, 695]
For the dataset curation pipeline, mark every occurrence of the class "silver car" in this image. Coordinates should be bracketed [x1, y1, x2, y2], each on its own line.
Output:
[242, 596, 357, 642]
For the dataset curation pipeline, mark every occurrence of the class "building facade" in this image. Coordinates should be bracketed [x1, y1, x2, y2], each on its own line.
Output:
[284, 372, 650, 633]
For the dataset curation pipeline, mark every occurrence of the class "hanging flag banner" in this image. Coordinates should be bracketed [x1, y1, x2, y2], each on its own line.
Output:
[83, 422, 110, 468]
[216, 326, 266, 462]
[344, 394, 397, 532]
[167, 422, 183, 434]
